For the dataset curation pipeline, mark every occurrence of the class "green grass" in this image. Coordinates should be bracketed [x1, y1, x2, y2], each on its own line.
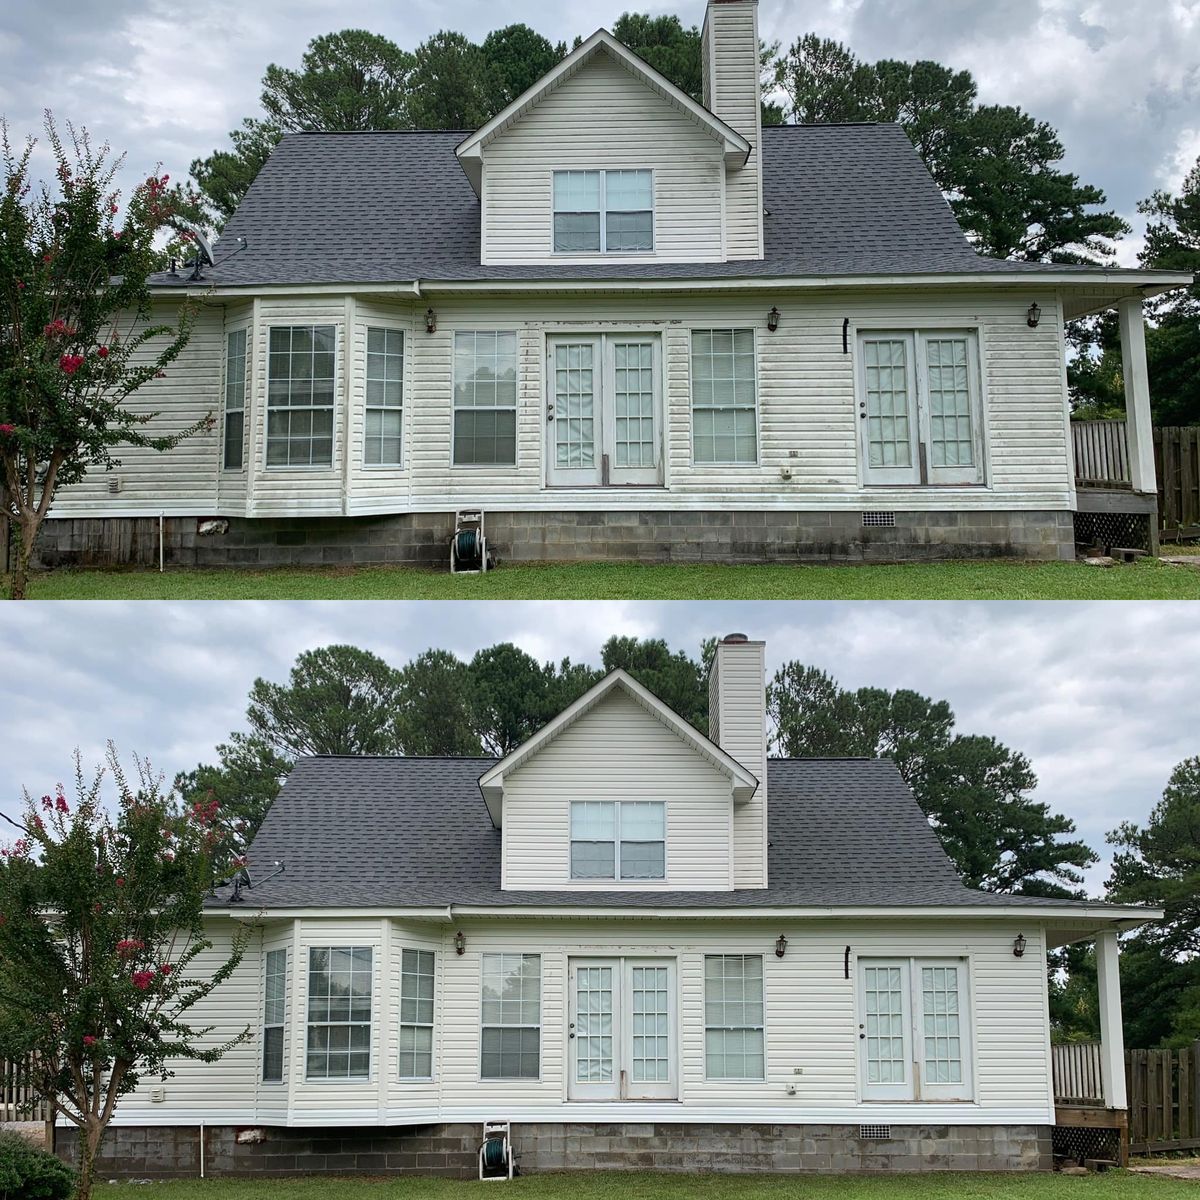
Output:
[11, 558, 1200, 600]
[92, 1171, 1196, 1200]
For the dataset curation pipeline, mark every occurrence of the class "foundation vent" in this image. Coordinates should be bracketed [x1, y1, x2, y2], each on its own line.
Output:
[107, 477, 122, 495]
[859, 1124, 892, 1141]
[861, 511, 896, 528]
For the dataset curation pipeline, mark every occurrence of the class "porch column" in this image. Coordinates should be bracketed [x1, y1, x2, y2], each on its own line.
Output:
[1118, 295, 1157, 495]
[1096, 928, 1127, 1109]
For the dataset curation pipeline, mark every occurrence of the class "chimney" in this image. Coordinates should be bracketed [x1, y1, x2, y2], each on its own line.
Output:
[701, 0, 764, 261]
[709, 632, 768, 887]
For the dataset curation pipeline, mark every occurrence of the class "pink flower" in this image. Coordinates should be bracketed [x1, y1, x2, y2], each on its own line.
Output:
[131, 970, 154, 991]
[97, 346, 109, 359]
[41, 796, 53, 811]
[83, 1035, 97, 1047]
[115, 877, 124, 887]
[116, 939, 144, 957]
[158, 963, 172, 976]
[59, 354, 84, 375]
[0, 425, 14, 437]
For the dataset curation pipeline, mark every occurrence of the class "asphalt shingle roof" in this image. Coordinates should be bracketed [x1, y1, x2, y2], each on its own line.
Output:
[165, 124, 1096, 289]
[216, 754, 1098, 911]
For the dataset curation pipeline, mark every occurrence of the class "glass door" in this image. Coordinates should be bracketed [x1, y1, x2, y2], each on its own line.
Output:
[858, 958, 914, 1100]
[568, 958, 619, 1099]
[858, 333, 921, 485]
[548, 338, 602, 486]
[605, 339, 660, 485]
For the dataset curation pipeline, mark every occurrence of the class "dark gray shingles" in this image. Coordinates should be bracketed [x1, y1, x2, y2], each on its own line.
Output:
[160, 124, 1098, 289]
[216, 755, 1096, 911]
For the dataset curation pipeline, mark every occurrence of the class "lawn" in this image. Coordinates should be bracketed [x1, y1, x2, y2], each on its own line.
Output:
[12, 558, 1200, 600]
[92, 1171, 1195, 1200]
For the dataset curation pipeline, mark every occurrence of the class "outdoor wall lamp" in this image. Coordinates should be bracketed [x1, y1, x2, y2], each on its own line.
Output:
[425, 307, 438, 334]
[775, 933, 788, 958]
[767, 306, 781, 332]
[1026, 302, 1041, 329]
[1013, 933, 1027, 958]
[454, 930, 466, 956]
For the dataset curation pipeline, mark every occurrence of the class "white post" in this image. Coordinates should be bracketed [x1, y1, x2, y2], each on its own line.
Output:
[1118, 295, 1157, 495]
[1096, 928, 1127, 1109]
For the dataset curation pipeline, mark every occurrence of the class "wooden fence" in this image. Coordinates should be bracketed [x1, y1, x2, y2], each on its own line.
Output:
[1157, 426, 1200, 541]
[0, 1054, 47, 1122]
[1073, 421, 1133, 488]
[1053, 1041, 1106, 1105]
[1126, 1044, 1200, 1154]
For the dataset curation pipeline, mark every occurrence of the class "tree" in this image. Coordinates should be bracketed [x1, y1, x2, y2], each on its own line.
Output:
[0, 748, 247, 1200]
[601, 635, 708, 730]
[407, 32, 493, 130]
[613, 13, 704, 101]
[773, 34, 880, 124]
[395, 649, 483, 757]
[0, 117, 206, 599]
[189, 118, 280, 227]
[469, 642, 558, 755]
[482, 25, 565, 110]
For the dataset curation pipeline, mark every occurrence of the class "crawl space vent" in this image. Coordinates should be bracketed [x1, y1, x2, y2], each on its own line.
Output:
[861, 511, 896, 528]
[859, 1124, 892, 1141]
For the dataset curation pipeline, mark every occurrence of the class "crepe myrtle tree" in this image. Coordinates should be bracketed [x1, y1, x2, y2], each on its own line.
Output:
[0, 746, 249, 1200]
[0, 113, 212, 600]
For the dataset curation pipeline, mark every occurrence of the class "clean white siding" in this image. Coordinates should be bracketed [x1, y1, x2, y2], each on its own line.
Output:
[481, 48, 727, 265]
[502, 688, 734, 891]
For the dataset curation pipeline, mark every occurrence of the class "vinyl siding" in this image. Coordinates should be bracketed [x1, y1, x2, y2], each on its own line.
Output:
[502, 688, 735, 891]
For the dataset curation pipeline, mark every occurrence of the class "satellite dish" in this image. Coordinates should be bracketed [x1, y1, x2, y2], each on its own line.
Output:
[171, 217, 216, 266]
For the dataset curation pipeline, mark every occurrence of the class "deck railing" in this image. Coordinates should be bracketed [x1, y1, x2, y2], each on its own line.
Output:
[1053, 1041, 1105, 1105]
[1073, 420, 1132, 488]
[0, 1054, 47, 1122]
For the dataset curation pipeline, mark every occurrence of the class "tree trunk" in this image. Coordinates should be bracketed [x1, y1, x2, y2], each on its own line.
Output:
[6, 514, 39, 601]
[76, 1116, 107, 1200]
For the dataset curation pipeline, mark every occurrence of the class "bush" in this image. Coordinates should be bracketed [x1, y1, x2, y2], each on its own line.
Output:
[0, 1129, 75, 1200]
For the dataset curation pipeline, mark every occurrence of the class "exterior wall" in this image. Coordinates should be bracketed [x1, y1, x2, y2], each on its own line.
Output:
[60, 1121, 1052, 1178]
[100, 917, 1054, 1131]
[480, 49, 727, 265]
[500, 688, 736, 891]
[46, 288, 1074, 523]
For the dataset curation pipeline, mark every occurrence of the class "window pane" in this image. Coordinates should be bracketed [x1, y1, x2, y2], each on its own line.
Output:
[554, 213, 602, 253]
[266, 325, 336, 467]
[620, 802, 664, 840]
[571, 801, 615, 841]
[481, 1027, 540, 1079]
[453, 409, 517, 465]
[691, 329, 757, 463]
[605, 210, 653, 252]
[605, 169, 652, 211]
[620, 841, 665, 880]
[263, 1026, 284, 1082]
[570, 840, 615, 879]
[553, 170, 601, 212]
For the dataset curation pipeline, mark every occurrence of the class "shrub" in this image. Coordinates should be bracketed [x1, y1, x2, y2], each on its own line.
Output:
[0, 1130, 75, 1200]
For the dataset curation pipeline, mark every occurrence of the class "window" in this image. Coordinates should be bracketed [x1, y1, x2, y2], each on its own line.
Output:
[399, 949, 435, 1080]
[704, 955, 765, 1080]
[858, 957, 972, 1101]
[690, 329, 758, 464]
[306, 946, 372, 1080]
[266, 325, 336, 467]
[223, 328, 247, 470]
[570, 801, 665, 881]
[481, 953, 540, 1079]
[453, 331, 517, 465]
[365, 327, 403, 466]
[553, 169, 653, 253]
[262, 947, 287, 1083]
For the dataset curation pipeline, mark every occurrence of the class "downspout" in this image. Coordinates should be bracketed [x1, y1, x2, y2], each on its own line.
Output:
[199, 1121, 205, 1178]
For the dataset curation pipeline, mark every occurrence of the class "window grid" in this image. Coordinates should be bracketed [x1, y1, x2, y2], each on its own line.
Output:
[863, 338, 912, 468]
[306, 946, 372, 1080]
[364, 326, 404, 467]
[631, 965, 670, 1083]
[921, 965, 963, 1084]
[704, 955, 765, 1080]
[553, 342, 596, 469]
[266, 325, 336, 468]
[569, 800, 665, 881]
[575, 964, 614, 1083]
[690, 329, 758, 464]
[552, 169, 653, 254]
[223, 328, 247, 471]
[399, 948, 435, 1080]
[924, 337, 974, 467]
[262, 947, 286, 1083]
[863, 965, 906, 1085]
[453, 331, 518, 465]
[613, 342, 655, 468]
[481, 953, 541, 1080]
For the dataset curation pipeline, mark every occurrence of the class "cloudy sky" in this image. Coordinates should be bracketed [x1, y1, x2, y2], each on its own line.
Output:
[1, 600, 1195, 897]
[2, 0, 1198, 263]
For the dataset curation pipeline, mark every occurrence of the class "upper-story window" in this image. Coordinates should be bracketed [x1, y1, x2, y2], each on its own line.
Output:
[267, 325, 336, 468]
[553, 170, 653, 254]
[570, 800, 665, 881]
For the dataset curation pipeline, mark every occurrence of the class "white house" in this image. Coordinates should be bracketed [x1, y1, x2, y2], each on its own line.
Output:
[63, 633, 1159, 1178]
[33, 0, 1191, 570]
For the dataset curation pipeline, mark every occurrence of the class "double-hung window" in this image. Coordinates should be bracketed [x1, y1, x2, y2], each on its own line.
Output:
[399, 949, 435, 1080]
[306, 946, 372, 1080]
[364, 327, 403, 466]
[570, 800, 665, 881]
[704, 955, 765, 1080]
[858, 956, 973, 1101]
[222, 328, 247, 471]
[266, 325, 336, 467]
[262, 947, 287, 1083]
[552, 169, 653, 253]
[857, 330, 984, 486]
[453, 331, 517, 465]
[480, 953, 541, 1079]
[690, 329, 758, 464]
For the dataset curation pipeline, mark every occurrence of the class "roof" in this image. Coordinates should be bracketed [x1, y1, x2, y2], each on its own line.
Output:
[213, 754, 1124, 913]
[158, 123, 1146, 289]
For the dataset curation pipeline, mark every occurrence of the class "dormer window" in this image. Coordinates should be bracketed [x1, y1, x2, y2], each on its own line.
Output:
[553, 170, 653, 254]
[570, 800, 665, 880]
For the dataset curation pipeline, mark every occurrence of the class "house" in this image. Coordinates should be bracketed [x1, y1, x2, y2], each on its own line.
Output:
[59, 633, 1160, 1178]
[33, 0, 1192, 570]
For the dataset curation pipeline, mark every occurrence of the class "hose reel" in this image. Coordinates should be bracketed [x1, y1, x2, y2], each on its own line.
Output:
[478, 1120, 514, 1181]
[450, 510, 494, 574]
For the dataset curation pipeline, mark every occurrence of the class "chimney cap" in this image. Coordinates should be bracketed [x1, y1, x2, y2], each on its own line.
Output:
[721, 632, 750, 644]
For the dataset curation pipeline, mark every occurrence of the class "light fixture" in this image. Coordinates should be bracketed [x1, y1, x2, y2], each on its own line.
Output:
[775, 933, 788, 958]
[454, 930, 466, 956]
[1026, 303, 1041, 329]
[767, 306, 781, 333]
[1013, 933, 1027, 958]
[425, 307, 437, 334]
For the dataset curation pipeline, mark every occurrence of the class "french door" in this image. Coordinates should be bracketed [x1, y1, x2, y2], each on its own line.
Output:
[568, 958, 676, 1100]
[547, 336, 661, 487]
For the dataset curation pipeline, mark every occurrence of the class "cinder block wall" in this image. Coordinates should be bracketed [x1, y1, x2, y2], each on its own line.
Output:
[32, 509, 1077, 569]
[57, 1122, 1052, 1179]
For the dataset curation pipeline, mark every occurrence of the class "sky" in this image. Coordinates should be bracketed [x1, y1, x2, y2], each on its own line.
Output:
[2, 1, 1199, 264]
[0, 600, 1195, 898]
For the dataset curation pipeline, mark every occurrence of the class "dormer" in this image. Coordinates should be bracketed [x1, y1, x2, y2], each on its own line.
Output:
[456, 1, 764, 266]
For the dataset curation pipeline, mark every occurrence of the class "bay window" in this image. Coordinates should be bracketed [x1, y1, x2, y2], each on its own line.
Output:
[266, 325, 336, 467]
[364, 326, 404, 467]
[306, 946, 372, 1080]
[222, 328, 247, 471]
[262, 947, 286, 1083]
[399, 948, 435, 1080]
